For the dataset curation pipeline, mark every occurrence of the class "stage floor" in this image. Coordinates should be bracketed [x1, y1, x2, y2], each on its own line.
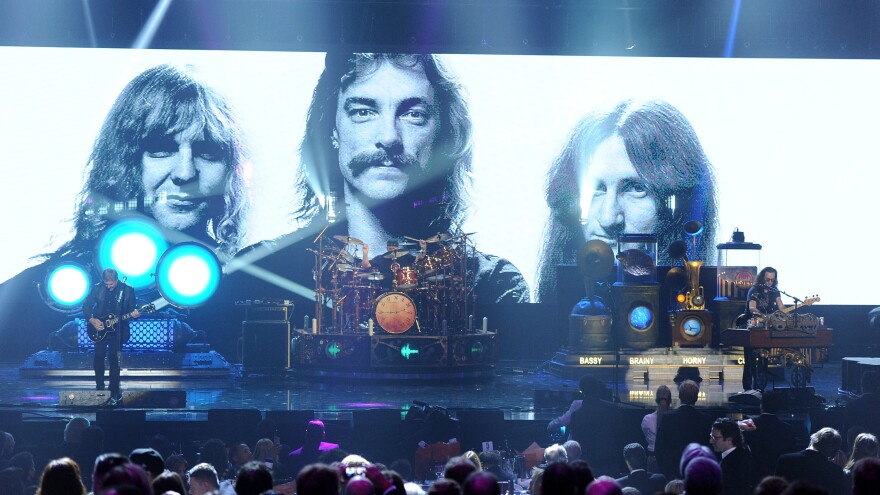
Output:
[0, 358, 848, 421]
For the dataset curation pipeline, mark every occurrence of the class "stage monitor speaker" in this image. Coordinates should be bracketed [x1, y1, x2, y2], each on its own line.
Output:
[611, 284, 660, 349]
[59, 390, 113, 406]
[122, 390, 186, 408]
[242, 321, 290, 371]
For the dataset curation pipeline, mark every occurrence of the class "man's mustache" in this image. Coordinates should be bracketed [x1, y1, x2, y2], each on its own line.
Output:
[347, 150, 420, 177]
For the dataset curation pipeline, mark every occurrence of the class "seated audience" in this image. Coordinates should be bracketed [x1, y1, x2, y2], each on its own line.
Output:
[234, 460, 274, 495]
[186, 462, 221, 495]
[614, 443, 665, 495]
[852, 457, 880, 495]
[775, 427, 845, 495]
[35, 457, 87, 495]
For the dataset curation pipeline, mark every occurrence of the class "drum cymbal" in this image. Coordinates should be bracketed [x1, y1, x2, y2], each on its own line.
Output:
[425, 233, 452, 243]
[333, 235, 365, 246]
[357, 271, 385, 281]
[337, 262, 357, 272]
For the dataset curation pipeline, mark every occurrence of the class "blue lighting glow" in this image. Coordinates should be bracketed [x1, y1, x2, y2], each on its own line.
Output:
[97, 219, 167, 289]
[155, 243, 222, 308]
[629, 306, 653, 331]
[45, 263, 91, 307]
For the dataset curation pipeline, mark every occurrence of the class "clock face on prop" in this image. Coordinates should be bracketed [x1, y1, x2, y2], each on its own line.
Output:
[682, 316, 704, 338]
[374, 292, 416, 334]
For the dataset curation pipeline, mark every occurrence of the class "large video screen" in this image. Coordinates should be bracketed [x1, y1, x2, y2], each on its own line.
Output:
[2, 46, 878, 306]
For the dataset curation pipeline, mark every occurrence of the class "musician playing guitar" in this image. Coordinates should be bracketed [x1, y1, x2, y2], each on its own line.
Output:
[741, 267, 784, 391]
[82, 268, 140, 400]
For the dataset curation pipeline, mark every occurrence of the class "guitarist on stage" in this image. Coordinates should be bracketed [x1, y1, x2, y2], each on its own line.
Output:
[742, 267, 784, 391]
[83, 268, 140, 400]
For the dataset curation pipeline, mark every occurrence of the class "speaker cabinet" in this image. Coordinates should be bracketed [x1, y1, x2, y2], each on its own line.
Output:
[611, 284, 660, 349]
[242, 321, 290, 371]
[670, 310, 713, 347]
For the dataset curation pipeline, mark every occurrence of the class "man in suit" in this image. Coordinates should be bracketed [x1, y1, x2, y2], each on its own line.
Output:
[655, 379, 714, 478]
[615, 443, 666, 495]
[846, 370, 880, 437]
[710, 418, 752, 495]
[775, 427, 845, 495]
[744, 390, 798, 485]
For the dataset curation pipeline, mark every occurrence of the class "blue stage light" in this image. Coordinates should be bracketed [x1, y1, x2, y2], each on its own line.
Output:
[45, 263, 91, 308]
[97, 219, 168, 290]
[155, 243, 222, 308]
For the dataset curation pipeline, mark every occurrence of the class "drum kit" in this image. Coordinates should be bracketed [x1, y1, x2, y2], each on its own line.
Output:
[311, 231, 477, 335]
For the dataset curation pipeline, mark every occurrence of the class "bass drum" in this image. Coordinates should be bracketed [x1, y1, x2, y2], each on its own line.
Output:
[374, 292, 417, 334]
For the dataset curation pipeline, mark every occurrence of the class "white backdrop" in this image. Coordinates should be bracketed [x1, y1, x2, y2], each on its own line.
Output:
[2, 47, 878, 304]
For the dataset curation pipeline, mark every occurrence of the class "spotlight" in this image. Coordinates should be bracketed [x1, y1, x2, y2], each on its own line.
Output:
[155, 243, 222, 308]
[43, 262, 91, 312]
[325, 191, 338, 223]
[97, 218, 168, 290]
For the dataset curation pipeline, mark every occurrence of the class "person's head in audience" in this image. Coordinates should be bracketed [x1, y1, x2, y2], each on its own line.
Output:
[620, 487, 640, 495]
[36, 457, 86, 495]
[544, 444, 568, 465]
[778, 480, 828, 495]
[63, 417, 90, 444]
[186, 462, 220, 495]
[542, 462, 576, 495]
[476, 451, 501, 471]
[585, 476, 622, 495]
[428, 478, 461, 495]
[760, 390, 785, 415]
[0, 467, 25, 495]
[654, 385, 673, 412]
[130, 448, 166, 481]
[569, 459, 594, 495]
[254, 438, 279, 463]
[709, 418, 743, 453]
[677, 380, 700, 406]
[164, 454, 187, 479]
[229, 443, 254, 468]
[319, 448, 349, 465]
[199, 439, 228, 475]
[808, 427, 842, 458]
[462, 471, 499, 495]
[341, 455, 370, 468]
[853, 457, 880, 495]
[390, 459, 414, 481]
[663, 479, 684, 494]
[344, 474, 374, 495]
[861, 370, 880, 394]
[579, 376, 608, 399]
[152, 471, 186, 495]
[383, 469, 406, 495]
[622, 443, 647, 472]
[754, 476, 788, 495]
[234, 461, 274, 495]
[296, 463, 341, 495]
[100, 463, 153, 495]
[462, 451, 482, 472]
[444, 457, 477, 486]
[683, 457, 721, 495]
[1, 432, 15, 457]
[9, 452, 35, 483]
[92, 453, 130, 493]
[563, 440, 582, 461]
[846, 433, 879, 471]
[678, 443, 714, 477]
[305, 420, 330, 449]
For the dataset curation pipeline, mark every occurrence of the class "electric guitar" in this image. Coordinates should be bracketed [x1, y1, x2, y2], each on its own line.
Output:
[87, 303, 156, 343]
[779, 296, 820, 314]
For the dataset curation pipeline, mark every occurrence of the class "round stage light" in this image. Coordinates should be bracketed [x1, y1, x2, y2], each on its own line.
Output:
[155, 242, 222, 308]
[97, 219, 168, 289]
[45, 263, 91, 309]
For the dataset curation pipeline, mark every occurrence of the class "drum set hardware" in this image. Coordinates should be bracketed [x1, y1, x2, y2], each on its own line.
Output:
[311, 229, 478, 335]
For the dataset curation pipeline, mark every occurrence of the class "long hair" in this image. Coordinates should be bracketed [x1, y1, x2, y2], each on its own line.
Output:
[54, 64, 248, 260]
[536, 99, 718, 303]
[36, 458, 86, 495]
[300, 52, 473, 235]
[846, 433, 879, 471]
[753, 267, 778, 289]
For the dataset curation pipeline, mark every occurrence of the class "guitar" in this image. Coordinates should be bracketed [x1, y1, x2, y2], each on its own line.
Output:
[779, 296, 820, 314]
[87, 303, 156, 343]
